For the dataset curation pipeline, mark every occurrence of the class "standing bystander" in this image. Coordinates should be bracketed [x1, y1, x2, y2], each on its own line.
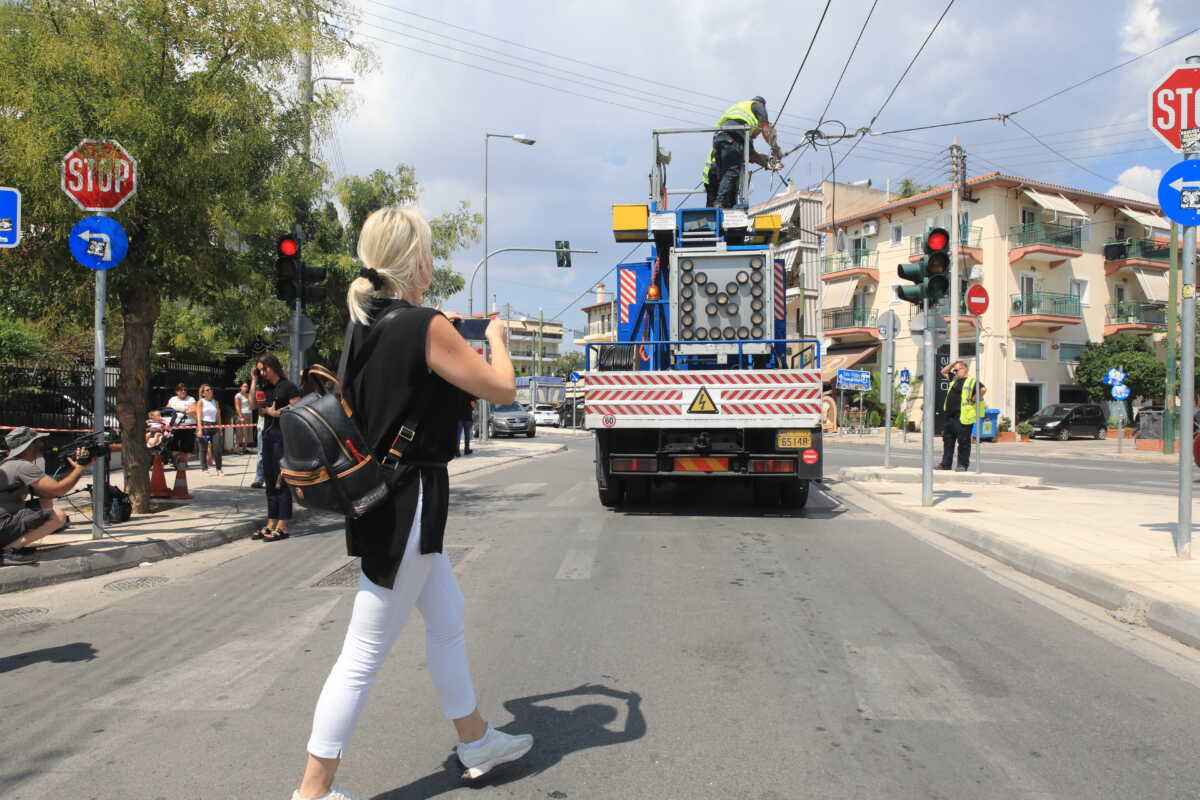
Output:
[165, 384, 196, 473]
[251, 354, 299, 541]
[195, 384, 224, 476]
[937, 360, 985, 472]
[234, 382, 253, 455]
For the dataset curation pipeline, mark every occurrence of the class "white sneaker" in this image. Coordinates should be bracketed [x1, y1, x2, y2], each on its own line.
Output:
[456, 728, 534, 779]
[291, 787, 361, 800]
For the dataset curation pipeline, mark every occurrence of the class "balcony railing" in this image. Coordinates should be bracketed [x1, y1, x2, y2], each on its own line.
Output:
[930, 295, 969, 316]
[823, 308, 877, 330]
[1009, 222, 1082, 250]
[821, 249, 878, 274]
[908, 225, 982, 256]
[1105, 237, 1171, 264]
[1106, 301, 1166, 326]
[1009, 291, 1082, 318]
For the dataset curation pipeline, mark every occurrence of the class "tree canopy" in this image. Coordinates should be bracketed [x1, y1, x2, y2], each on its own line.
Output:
[1074, 334, 1164, 405]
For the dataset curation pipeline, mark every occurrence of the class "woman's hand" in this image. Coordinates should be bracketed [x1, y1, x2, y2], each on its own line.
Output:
[427, 315, 516, 405]
[485, 318, 508, 348]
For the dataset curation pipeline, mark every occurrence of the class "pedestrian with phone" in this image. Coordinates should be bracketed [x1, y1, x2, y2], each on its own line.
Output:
[290, 207, 532, 800]
[251, 354, 299, 541]
[937, 360, 986, 472]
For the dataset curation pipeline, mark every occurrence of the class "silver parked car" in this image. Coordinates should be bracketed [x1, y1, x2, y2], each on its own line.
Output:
[488, 402, 536, 438]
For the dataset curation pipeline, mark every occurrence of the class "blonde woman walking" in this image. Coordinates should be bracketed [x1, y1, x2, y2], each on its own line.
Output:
[291, 207, 533, 800]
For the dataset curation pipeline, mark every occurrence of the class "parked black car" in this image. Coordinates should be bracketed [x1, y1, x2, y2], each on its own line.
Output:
[1027, 403, 1107, 440]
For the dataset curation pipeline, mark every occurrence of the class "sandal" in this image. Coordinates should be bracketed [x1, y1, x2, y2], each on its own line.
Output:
[251, 525, 271, 540]
[262, 528, 289, 542]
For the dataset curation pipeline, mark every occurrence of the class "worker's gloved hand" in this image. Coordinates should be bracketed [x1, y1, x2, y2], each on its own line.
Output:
[767, 157, 783, 172]
[771, 144, 783, 160]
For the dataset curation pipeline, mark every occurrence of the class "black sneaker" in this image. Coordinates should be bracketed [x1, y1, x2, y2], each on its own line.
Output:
[934, 464, 952, 471]
[250, 481, 264, 489]
[1, 548, 38, 566]
[954, 465, 967, 472]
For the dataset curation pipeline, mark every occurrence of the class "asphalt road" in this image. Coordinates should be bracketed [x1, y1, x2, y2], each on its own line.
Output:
[826, 442, 1180, 494]
[5, 431, 1200, 798]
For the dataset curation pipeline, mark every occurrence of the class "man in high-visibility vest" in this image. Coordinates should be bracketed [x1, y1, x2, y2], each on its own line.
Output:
[937, 360, 986, 471]
[705, 96, 783, 208]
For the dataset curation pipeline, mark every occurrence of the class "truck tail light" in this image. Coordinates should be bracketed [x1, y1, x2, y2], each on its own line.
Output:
[611, 457, 655, 473]
[749, 458, 796, 474]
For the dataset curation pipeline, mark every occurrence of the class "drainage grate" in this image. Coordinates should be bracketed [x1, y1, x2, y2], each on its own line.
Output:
[104, 575, 169, 592]
[314, 547, 472, 588]
[0, 607, 49, 625]
[945, 508, 981, 513]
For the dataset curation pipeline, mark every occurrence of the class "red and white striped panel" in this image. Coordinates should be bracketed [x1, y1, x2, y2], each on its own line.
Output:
[773, 257, 786, 320]
[721, 403, 823, 415]
[586, 389, 684, 402]
[618, 268, 637, 324]
[585, 404, 682, 416]
[721, 388, 821, 401]
[587, 371, 821, 386]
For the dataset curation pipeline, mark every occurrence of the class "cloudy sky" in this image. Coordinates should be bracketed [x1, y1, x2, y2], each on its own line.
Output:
[321, 0, 1197, 342]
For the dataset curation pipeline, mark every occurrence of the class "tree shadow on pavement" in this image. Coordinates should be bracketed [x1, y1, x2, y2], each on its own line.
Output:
[0, 642, 97, 675]
[372, 682, 645, 799]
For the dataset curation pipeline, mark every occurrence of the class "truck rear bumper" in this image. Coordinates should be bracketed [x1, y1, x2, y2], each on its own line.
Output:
[607, 451, 821, 480]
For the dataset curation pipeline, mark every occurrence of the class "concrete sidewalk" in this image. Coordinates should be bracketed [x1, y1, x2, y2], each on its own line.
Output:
[826, 429, 1177, 463]
[0, 440, 565, 594]
[834, 467, 1200, 650]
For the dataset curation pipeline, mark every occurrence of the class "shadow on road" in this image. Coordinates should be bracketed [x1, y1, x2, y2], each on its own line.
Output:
[0, 642, 98, 675]
[614, 477, 846, 520]
[372, 682, 645, 799]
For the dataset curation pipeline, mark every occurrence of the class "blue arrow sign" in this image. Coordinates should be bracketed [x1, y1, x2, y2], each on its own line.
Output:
[1158, 160, 1200, 227]
[0, 187, 20, 248]
[1111, 383, 1131, 400]
[69, 215, 128, 270]
[836, 369, 872, 391]
[1103, 367, 1127, 387]
[568, 371, 581, 383]
[899, 368, 912, 383]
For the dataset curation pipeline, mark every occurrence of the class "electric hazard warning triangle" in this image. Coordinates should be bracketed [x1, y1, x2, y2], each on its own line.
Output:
[688, 387, 719, 414]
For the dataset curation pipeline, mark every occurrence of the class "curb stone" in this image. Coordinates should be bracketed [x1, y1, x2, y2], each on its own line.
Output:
[0, 445, 568, 596]
[833, 479, 1200, 652]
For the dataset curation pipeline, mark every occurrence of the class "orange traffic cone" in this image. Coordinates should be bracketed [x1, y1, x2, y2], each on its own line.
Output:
[170, 459, 193, 500]
[150, 454, 171, 498]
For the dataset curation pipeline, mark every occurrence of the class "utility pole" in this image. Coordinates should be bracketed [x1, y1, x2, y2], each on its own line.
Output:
[1167, 221, 1180, 455]
[537, 308, 544, 375]
[922, 297, 936, 507]
[949, 139, 963, 362]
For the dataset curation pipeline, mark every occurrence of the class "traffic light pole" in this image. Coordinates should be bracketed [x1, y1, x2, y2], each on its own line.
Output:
[949, 139, 962, 362]
[922, 297, 936, 507]
[290, 296, 302, 385]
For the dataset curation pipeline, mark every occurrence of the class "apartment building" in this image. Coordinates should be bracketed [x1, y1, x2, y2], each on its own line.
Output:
[749, 186, 824, 341]
[815, 172, 1172, 424]
[573, 283, 617, 348]
[500, 315, 564, 376]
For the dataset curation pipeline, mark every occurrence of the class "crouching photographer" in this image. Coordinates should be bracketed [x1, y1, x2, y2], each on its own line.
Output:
[0, 427, 90, 567]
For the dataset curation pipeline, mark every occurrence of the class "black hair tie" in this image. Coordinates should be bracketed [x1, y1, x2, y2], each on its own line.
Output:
[359, 267, 384, 290]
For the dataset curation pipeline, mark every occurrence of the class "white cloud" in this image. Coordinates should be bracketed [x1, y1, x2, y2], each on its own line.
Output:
[1108, 165, 1163, 201]
[1121, 0, 1175, 55]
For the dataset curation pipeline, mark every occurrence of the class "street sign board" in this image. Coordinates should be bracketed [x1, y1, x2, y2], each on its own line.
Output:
[568, 371, 582, 383]
[1103, 367, 1127, 387]
[876, 309, 900, 338]
[61, 139, 138, 212]
[897, 382, 911, 397]
[281, 313, 317, 351]
[69, 215, 128, 270]
[1112, 383, 1131, 400]
[899, 368, 911, 383]
[1158, 159, 1200, 226]
[0, 187, 20, 248]
[965, 284, 990, 316]
[1149, 64, 1200, 152]
[836, 369, 871, 391]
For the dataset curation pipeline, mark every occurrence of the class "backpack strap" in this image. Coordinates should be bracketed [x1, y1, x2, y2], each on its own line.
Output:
[380, 368, 439, 468]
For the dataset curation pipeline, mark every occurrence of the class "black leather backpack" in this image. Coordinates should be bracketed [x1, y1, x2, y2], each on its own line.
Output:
[279, 308, 428, 518]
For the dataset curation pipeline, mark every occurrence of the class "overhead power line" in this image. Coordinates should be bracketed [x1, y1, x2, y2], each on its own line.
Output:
[776, 0, 833, 123]
[1006, 118, 1121, 185]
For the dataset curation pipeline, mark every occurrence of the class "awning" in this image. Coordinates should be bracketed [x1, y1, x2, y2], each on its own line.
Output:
[1133, 267, 1170, 302]
[823, 276, 859, 309]
[1022, 189, 1087, 217]
[821, 343, 880, 383]
[1119, 206, 1170, 232]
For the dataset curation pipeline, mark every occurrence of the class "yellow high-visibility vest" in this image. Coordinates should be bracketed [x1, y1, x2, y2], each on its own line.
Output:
[944, 375, 982, 425]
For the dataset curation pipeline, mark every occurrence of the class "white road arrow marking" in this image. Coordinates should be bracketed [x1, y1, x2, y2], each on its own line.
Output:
[76, 229, 111, 260]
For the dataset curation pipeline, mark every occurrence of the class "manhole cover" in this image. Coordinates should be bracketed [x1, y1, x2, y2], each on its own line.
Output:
[945, 508, 981, 513]
[314, 547, 472, 588]
[104, 575, 169, 592]
[0, 607, 49, 624]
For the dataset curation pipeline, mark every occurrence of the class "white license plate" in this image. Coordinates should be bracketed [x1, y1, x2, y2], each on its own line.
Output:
[776, 430, 812, 449]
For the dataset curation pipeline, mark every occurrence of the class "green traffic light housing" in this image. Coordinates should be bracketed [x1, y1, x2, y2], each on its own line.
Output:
[894, 227, 951, 305]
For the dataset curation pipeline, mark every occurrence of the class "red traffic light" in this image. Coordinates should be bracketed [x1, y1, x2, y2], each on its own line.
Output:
[925, 228, 949, 252]
[277, 235, 299, 257]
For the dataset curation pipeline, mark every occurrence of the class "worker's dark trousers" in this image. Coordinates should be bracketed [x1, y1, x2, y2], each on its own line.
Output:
[713, 131, 746, 208]
[941, 417, 972, 468]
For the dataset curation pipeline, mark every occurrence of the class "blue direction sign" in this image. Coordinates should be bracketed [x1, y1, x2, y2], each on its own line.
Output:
[1158, 160, 1200, 227]
[1103, 367, 1127, 387]
[899, 368, 912, 383]
[836, 369, 872, 391]
[568, 371, 582, 383]
[1112, 383, 1131, 400]
[0, 187, 20, 248]
[69, 215, 128, 270]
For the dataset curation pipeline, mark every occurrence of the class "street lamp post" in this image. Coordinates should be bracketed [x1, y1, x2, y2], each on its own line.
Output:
[480, 132, 535, 442]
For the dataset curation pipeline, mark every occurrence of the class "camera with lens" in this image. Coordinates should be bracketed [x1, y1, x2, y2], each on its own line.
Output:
[51, 430, 114, 466]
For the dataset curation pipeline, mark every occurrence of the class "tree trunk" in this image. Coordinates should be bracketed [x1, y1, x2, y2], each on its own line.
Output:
[117, 282, 160, 513]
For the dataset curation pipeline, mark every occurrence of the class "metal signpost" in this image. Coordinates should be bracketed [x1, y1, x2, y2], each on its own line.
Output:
[0, 187, 21, 248]
[1103, 367, 1130, 456]
[965, 285, 989, 474]
[877, 310, 900, 468]
[1150, 56, 1200, 558]
[62, 140, 138, 541]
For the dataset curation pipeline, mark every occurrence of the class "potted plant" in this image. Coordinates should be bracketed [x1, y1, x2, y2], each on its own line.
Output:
[995, 415, 1016, 442]
[1016, 421, 1034, 442]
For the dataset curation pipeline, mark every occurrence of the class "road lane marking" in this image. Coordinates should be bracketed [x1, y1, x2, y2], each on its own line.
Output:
[555, 548, 597, 580]
[85, 597, 339, 711]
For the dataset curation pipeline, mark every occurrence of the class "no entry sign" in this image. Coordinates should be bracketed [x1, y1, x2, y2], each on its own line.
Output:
[1149, 64, 1200, 152]
[965, 284, 989, 316]
[61, 139, 138, 212]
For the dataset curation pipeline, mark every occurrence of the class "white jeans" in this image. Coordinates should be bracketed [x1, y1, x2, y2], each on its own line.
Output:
[307, 485, 477, 759]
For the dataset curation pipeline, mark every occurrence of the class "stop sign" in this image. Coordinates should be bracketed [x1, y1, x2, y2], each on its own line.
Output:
[965, 284, 989, 316]
[1149, 65, 1200, 152]
[61, 139, 138, 212]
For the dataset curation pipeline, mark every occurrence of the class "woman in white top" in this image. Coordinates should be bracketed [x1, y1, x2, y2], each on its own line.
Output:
[195, 384, 223, 475]
[165, 384, 196, 470]
[234, 382, 253, 454]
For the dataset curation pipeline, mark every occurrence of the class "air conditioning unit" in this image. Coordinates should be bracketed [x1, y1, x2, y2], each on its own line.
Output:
[862, 220, 879, 236]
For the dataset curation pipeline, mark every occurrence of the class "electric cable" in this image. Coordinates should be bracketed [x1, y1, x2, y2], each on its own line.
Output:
[775, 0, 833, 124]
[1005, 118, 1121, 184]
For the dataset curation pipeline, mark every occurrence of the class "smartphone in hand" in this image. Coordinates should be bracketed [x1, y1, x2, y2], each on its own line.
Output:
[453, 317, 491, 341]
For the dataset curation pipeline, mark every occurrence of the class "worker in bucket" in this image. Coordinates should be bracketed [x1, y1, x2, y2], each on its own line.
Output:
[706, 96, 783, 208]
